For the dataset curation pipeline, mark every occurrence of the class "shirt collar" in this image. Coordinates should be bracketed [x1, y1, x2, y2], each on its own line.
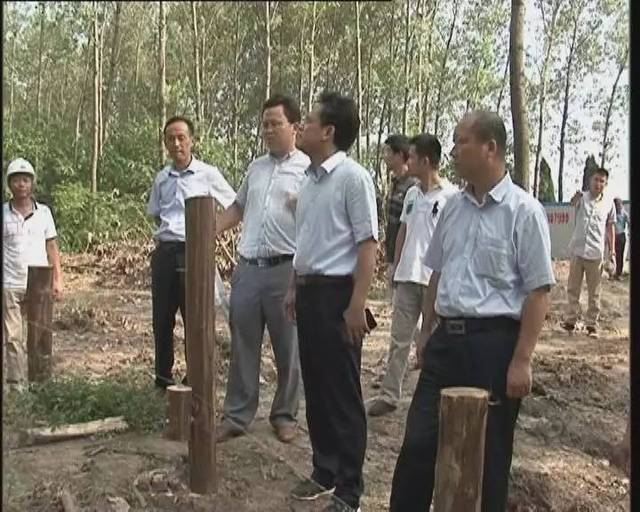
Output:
[269, 148, 299, 163]
[9, 198, 38, 214]
[305, 151, 347, 179]
[168, 156, 198, 177]
[463, 172, 511, 206]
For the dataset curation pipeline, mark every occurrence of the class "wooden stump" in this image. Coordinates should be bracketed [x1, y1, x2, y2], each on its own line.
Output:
[185, 196, 217, 494]
[166, 385, 192, 441]
[26, 265, 54, 382]
[433, 387, 489, 512]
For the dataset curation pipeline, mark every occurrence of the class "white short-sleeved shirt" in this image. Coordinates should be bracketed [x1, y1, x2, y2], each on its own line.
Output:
[235, 150, 310, 258]
[394, 180, 458, 286]
[294, 151, 379, 276]
[147, 157, 236, 242]
[568, 191, 616, 261]
[424, 173, 556, 320]
[3, 200, 58, 289]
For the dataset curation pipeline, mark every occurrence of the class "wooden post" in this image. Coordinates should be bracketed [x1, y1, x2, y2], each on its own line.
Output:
[166, 385, 192, 441]
[185, 196, 216, 494]
[26, 265, 54, 382]
[433, 387, 489, 512]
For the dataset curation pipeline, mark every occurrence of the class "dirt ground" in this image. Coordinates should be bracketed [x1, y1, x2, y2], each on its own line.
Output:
[2, 253, 631, 511]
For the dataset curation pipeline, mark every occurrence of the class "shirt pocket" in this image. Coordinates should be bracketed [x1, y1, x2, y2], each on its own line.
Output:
[474, 236, 513, 289]
[3, 221, 22, 238]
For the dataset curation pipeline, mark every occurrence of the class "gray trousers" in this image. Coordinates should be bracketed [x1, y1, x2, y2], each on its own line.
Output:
[222, 260, 300, 429]
[379, 282, 426, 406]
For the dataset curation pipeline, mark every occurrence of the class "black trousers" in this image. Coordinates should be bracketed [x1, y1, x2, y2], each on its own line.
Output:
[390, 318, 521, 512]
[295, 281, 367, 509]
[615, 233, 626, 276]
[151, 242, 186, 388]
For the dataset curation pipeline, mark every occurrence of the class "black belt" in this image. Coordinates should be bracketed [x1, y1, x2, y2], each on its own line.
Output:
[439, 316, 520, 335]
[296, 274, 353, 286]
[239, 254, 293, 268]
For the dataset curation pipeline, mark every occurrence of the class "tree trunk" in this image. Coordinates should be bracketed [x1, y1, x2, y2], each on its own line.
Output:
[97, 9, 104, 160]
[298, 10, 306, 110]
[415, 0, 425, 131]
[600, 45, 628, 168]
[558, 17, 579, 203]
[91, 2, 99, 196]
[364, 43, 374, 160]
[375, 95, 389, 181]
[433, 0, 459, 140]
[74, 48, 91, 167]
[355, 2, 362, 159]
[401, 0, 411, 135]
[158, 1, 167, 166]
[35, 2, 46, 126]
[307, 1, 317, 109]
[509, 0, 530, 191]
[232, 9, 241, 169]
[191, 1, 204, 130]
[103, 1, 122, 147]
[265, 1, 271, 101]
[8, 8, 16, 133]
[533, 0, 560, 197]
[421, 0, 438, 132]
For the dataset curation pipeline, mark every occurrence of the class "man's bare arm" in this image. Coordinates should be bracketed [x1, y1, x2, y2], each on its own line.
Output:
[344, 239, 377, 344]
[216, 202, 243, 236]
[387, 223, 407, 283]
[415, 271, 440, 368]
[506, 286, 551, 398]
[46, 239, 63, 300]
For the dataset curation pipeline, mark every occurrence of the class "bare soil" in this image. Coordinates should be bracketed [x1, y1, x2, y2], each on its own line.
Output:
[2, 255, 630, 511]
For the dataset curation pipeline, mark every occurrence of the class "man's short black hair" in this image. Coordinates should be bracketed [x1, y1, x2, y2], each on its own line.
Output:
[409, 133, 442, 167]
[262, 94, 301, 124]
[384, 134, 410, 161]
[593, 167, 609, 179]
[467, 110, 507, 157]
[317, 91, 360, 151]
[164, 115, 195, 137]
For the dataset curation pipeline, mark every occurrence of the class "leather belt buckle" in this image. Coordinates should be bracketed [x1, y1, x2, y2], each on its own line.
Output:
[445, 319, 466, 335]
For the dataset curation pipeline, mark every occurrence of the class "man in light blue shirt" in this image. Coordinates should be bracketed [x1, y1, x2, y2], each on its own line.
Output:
[390, 111, 555, 512]
[147, 116, 235, 390]
[215, 95, 309, 445]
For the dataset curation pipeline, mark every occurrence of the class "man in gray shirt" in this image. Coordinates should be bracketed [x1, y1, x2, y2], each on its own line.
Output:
[216, 95, 309, 444]
[390, 111, 555, 512]
[285, 92, 378, 512]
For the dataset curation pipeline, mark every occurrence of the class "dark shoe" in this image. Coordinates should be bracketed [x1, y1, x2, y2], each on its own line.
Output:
[586, 326, 598, 338]
[561, 322, 575, 332]
[321, 497, 361, 512]
[215, 421, 245, 443]
[274, 423, 297, 443]
[367, 399, 397, 417]
[290, 479, 335, 501]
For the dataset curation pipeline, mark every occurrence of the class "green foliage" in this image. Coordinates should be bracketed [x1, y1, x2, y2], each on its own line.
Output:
[3, 370, 166, 433]
[538, 157, 556, 202]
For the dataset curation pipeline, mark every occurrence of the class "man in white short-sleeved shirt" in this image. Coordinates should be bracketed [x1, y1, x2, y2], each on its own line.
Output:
[367, 133, 457, 417]
[147, 116, 235, 390]
[3, 158, 63, 391]
[563, 168, 616, 336]
[390, 111, 555, 512]
[215, 95, 310, 444]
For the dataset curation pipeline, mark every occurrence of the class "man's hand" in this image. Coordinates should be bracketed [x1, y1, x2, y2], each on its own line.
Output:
[343, 304, 369, 345]
[506, 356, 532, 398]
[283, 286, 296, 324]
[52, 279, 63, 301]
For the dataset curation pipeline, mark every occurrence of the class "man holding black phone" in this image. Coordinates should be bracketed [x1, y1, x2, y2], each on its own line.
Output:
[284, 92, 378, 512]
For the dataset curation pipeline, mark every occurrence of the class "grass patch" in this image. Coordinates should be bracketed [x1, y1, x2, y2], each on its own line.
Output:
[3, 370, 165, 433]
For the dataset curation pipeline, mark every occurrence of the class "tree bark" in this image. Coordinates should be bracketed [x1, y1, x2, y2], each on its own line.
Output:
[533, 0, 561, 197]
[433, 0, 459, 140]
[364, 43, 374, 159]
[35, 2, 46, 126]
[191, 1, 204, 130]
[158, 1, 167, 166]
[509, 0, 530, 191]
[97, 7, 104, 160]
[401, 0, 411, 135]
[355, 2, 362, 159]
[26, 266, 53, 383]
[232, 9, 241, 169]
[421, 0, 438, 132]
[91, 1, 99, 195]
[600, 45, 628, 168]
[298, 10, 307, 110]
[103, 1, 122, 147]
[265, 1, 271, 101]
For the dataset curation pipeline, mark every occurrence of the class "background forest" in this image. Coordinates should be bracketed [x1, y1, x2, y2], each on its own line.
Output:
[2, 0, 629, 252]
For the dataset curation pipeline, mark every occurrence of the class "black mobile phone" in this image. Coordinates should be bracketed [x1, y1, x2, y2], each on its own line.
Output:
[365, 308, 377, 331]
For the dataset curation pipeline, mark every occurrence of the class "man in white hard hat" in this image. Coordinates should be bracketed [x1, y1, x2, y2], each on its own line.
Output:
[3, 158, 63, 392]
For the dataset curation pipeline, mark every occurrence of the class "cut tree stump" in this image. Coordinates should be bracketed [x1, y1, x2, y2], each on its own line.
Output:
[26, 265, 54, 382]
[166, 384, 192, 441]
[432, 387, 489, 512]
[18, 416, 129, 447]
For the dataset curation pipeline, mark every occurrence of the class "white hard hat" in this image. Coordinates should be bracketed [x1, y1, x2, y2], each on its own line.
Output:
[7, 158, 36, 179]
